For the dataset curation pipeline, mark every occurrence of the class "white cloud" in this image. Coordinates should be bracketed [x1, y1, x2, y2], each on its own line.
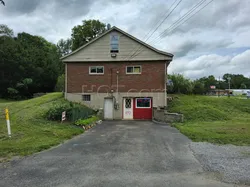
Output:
[169, 50, 250, 79]
[0, 0, 250, 78]
[231, 50, 250, 65]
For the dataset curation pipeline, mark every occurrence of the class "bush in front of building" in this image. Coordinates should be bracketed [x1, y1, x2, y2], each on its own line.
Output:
[45, 101, 95, 122]
[75, 116, 99, 126]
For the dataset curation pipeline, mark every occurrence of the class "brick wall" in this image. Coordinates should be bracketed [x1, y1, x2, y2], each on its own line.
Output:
[66, 61, 168, 93]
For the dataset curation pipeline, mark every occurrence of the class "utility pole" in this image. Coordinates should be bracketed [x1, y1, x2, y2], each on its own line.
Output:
[228, 77, 231, 97]
[218, 76, 220, 97]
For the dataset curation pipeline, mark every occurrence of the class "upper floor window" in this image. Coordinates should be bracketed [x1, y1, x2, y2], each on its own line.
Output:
[110, 32, 119, 53]
[89, 66, 104, 74]
[126, 66, 141, 74]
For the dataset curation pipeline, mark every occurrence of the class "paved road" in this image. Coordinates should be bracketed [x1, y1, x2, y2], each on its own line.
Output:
[0, 121, 243, 187]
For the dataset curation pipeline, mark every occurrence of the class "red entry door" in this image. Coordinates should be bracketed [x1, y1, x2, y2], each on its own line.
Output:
[133, 97, 152, 120]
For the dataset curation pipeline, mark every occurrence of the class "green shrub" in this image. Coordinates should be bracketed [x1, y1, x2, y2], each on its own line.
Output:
[46, 103, 71, 121]
[54, 74, 65, 92]
[75, 116, 99, 126]
[45, 100, 95, 121]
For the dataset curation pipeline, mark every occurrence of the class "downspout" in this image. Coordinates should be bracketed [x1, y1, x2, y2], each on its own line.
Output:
[65, 63, 67, 99]
[164, 62, 167, 107]
[116, 70, 119, 105]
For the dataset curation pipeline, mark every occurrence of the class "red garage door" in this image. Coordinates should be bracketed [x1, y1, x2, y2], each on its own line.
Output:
[133, 98, 152, 120]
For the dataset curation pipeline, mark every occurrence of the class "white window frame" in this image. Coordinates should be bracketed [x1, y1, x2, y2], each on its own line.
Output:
[82, 94, 91, 101]
[135, 98, 151, 108]
[126, 65, 142, 74]
[89, 66, 104, 75]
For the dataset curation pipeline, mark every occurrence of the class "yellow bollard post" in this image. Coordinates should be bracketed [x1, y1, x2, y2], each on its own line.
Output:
[5, 108, 11, 137]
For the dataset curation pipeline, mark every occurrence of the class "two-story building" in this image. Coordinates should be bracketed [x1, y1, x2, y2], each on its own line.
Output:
[61, 26, 173, 120]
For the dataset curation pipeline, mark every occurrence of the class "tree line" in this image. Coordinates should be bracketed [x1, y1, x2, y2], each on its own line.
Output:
[168, 73, 250, 94]
[0, 25, 63, 99]
[0, 20, 107, 99]
[57, 20, 107, 57]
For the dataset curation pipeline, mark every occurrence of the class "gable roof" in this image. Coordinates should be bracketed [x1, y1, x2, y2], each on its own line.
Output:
[61, 26, 174, 60]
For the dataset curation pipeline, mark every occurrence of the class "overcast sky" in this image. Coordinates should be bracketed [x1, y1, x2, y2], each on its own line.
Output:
[1, 0, 250, 79]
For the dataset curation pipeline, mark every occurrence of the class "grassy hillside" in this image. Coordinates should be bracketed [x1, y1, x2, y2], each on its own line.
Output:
[0, 93, 84, 160]
[169, 95, 250, 145]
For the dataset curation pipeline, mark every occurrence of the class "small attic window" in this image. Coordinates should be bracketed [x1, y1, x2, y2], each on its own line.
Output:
[110, 32, 119, 53]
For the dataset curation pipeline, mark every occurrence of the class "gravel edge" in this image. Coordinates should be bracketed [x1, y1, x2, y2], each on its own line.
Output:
[190, 142, 250, 185]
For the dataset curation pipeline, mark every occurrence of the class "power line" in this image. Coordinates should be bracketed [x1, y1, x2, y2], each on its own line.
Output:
[128, 0, 183, 60]
[149, 0, 208, 44]
[130, 0, 214, 59]
[144, 0, 183, 43]
[129, 0, 207, 60]
[140, 0, 179, 41]
[153, 0, 214, 45]
[124, 0, 182, 60]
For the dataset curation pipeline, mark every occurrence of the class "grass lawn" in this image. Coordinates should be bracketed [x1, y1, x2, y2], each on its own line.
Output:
[0, 99, 14, 103]
[0, 93, 84, 160]
[169, 95, 250, 145]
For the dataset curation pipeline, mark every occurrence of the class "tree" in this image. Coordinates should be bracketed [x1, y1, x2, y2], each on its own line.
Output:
[0, 24, 14, 37]
[0, 25, 20, 97]
[8, 78, 33, 99]
[71, 20, 107, 51]
[193, 80, 205, 94]
[240, 83, 247, 89]
[222, 73, 231, 82]
[198, 75, 218, 92]
[0, 25, 63, 98]
[223, 73, 249, 89]
[55, 74, 65, 92]
[168, 74, 194, 94]
[57, 38, 72, 57]
[16, 32, 63, 94]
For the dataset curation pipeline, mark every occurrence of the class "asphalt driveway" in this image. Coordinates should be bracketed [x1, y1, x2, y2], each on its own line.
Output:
[0, 121, 244, 187]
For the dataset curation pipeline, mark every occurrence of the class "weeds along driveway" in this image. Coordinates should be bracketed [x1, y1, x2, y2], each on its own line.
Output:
[0, 121, 245, 187]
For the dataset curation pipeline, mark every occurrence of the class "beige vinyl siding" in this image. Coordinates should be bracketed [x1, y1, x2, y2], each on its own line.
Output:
[62, 31, 171, 62]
